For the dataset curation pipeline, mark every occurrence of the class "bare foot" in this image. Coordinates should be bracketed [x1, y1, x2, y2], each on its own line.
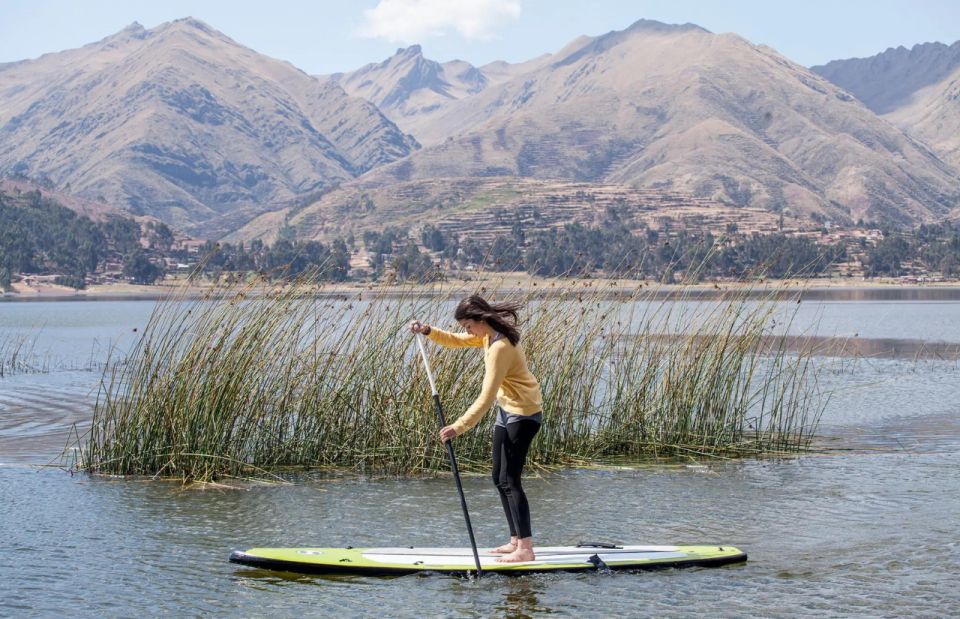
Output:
[490, 543, 517, 554]
[494, 548, 535, 563]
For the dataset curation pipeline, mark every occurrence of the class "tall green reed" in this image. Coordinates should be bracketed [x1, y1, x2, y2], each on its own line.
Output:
[75, 276, 824, 481]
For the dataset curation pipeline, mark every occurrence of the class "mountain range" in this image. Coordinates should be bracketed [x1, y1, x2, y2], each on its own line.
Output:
[2, 17, 959, 241]
[324, 19, 958, 228]
[0, 18, 417, 237]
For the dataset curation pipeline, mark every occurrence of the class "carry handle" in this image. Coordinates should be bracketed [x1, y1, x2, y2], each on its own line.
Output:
[577, 541, 623, 549]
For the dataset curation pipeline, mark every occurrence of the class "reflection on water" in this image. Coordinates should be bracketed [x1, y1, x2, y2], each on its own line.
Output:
[494, 578, 550, 619]
[639, 286, 960, 302]
[817, 411, 960, 454]
[0, 371, 100, 464]
[2, 298, 960, 616]
[777, 334, 960, 360]
[796, 287, 960, 302]
[644, 333, 960, 360]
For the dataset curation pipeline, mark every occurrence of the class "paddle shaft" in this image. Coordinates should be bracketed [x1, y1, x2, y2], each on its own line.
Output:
[415, 334, 483, 576]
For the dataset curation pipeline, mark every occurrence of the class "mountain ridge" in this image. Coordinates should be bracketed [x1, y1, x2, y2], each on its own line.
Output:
[338, 21, 958, 227]
[812, 39, 960, 171]
[0, 17, 418, 236]
[811, 40, 960, 114]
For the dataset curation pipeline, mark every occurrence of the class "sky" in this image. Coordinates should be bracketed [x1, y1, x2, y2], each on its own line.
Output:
[1, 0, 958, 74]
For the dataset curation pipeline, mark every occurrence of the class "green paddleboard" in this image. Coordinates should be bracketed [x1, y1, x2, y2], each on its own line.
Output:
[230, 543, 747, 575]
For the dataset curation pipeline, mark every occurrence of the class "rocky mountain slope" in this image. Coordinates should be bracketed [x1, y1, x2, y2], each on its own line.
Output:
[885, 69, 960, 169]
[319, 44, 553, 137]
[227, 176, 787, 247]
[813, 41, 960, 170]
[348, 20, 958, 226]
[811, 41, 960, 114]
[0, 18, 418, 235]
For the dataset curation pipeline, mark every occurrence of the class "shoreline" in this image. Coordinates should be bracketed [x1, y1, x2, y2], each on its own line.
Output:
[5, 273, 960, 302]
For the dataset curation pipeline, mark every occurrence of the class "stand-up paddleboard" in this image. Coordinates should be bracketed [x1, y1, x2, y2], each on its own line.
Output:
[229, 542, 746, 575]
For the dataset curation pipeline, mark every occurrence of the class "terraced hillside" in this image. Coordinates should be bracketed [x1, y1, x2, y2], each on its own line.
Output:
[228, 177, 795, 245]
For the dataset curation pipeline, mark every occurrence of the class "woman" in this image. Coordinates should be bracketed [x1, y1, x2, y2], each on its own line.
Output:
[410, 294, 543, 563]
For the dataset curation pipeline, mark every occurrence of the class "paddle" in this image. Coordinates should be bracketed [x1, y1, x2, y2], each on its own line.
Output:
[414, 333, 483, 577]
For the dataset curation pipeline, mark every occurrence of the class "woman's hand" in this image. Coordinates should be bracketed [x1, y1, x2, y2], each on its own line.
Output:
[409, 320, 431, 335]
[439, 425, 458, 442]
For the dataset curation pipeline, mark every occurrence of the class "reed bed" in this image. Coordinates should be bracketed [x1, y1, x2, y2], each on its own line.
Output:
[75, 276, 825, 481]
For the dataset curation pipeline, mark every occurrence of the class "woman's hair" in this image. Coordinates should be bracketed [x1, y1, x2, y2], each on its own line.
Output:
[455, 294, 522, 345]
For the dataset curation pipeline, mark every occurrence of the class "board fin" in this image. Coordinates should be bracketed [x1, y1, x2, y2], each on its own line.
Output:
[587, 554, 611, 572]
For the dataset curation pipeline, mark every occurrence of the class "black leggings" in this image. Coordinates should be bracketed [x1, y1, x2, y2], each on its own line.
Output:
[492, 419, 540, 539]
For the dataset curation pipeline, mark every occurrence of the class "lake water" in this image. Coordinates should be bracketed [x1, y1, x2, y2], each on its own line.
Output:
[2, 292, 959, 617]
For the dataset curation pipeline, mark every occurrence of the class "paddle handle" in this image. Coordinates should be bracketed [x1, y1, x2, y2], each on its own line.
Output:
[415, 333, 483, 576]
[415, 333, 439, 396]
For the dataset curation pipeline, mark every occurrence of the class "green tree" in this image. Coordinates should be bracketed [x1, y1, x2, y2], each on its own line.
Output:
[276, 223, 297, 243]
[146, 221, 175, 251]
[329, 238, 351, 281]
[420, 224, 446, 251]
[54, 274, 86, 290]
[940, 255, 957, 277]
[123, 250, 164, 284]
[100, 216, 141, 254]
[393, 242, 437, 282]
[488, 236, 523, 271]
[863, 235, 910, 277]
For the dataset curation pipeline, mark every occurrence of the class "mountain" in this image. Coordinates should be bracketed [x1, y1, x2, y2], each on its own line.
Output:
[348, 20, 959, 226]
[320, 45, 487, 120]
[813, 41, 960, 170]
[811, 41, 960, 114]
[318, 45, 553, 137]
[0, 18, 418, 235]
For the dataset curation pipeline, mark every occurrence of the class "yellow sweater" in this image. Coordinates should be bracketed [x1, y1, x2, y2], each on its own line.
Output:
[427, 327, 543, 434]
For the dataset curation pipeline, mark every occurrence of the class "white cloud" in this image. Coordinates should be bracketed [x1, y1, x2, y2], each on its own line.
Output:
[358, 0, 521, 43]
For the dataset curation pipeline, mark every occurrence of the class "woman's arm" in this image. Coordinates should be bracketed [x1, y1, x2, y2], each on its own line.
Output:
[427, 326, 485, 349]
[450, 344, 510, 434]
[409, 320, 484, 348]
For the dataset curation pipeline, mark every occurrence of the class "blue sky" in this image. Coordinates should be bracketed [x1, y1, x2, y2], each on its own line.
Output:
[1, 0, 957, 74]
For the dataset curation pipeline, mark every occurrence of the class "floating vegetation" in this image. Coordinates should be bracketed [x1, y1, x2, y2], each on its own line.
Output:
[74, 275, 825, 482]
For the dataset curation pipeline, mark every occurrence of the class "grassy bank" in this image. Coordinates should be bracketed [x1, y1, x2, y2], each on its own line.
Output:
[74, 276, 824, 481]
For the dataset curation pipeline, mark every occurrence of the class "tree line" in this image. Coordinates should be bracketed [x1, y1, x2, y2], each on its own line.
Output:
[7, 188, 960, 289]
[408, 214, 846, 282]
[859, 223, 960, 277]
[191, 231, 351, 282]
[0, 191, 357, 289]
[1, 189, 145, 289]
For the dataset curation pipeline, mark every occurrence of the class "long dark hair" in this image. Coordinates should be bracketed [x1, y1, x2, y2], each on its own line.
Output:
[454, 294, 522, 346]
